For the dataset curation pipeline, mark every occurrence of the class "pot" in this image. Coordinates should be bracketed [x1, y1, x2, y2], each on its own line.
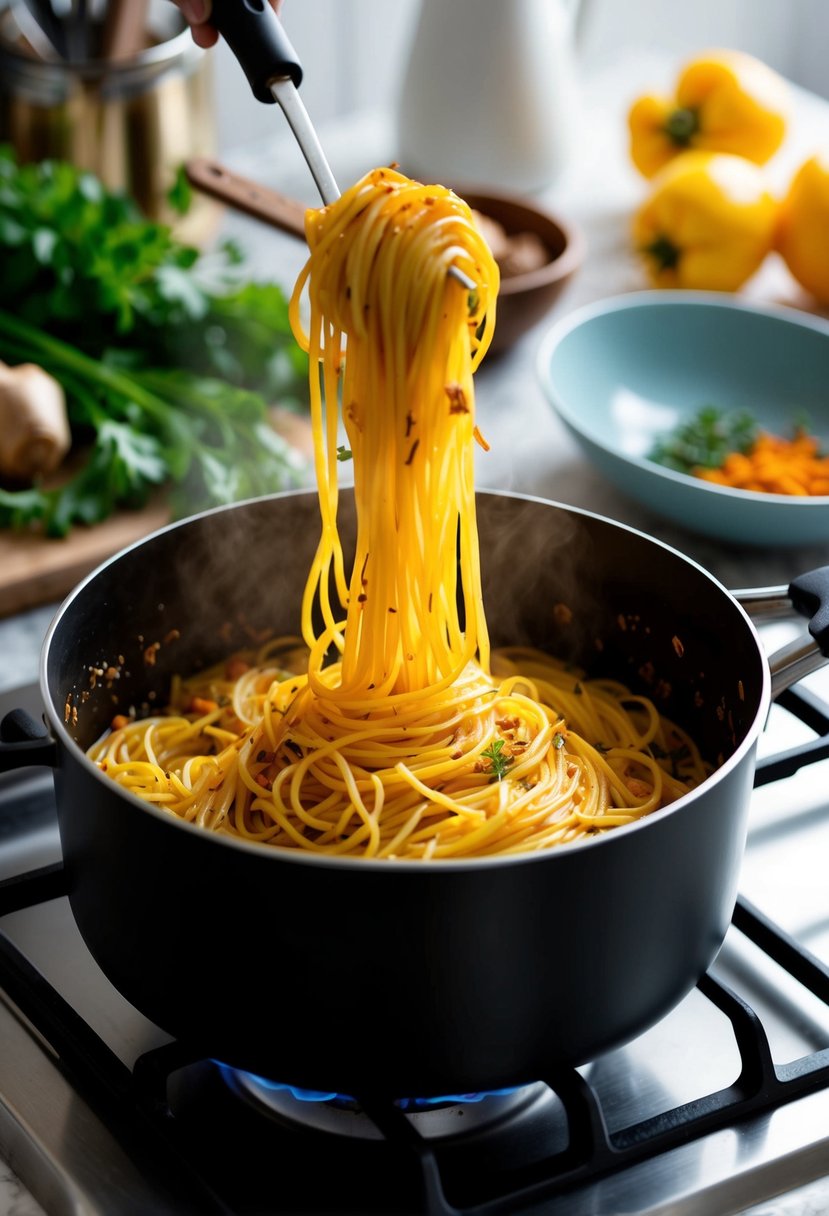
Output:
[1, 490, 827, 1099]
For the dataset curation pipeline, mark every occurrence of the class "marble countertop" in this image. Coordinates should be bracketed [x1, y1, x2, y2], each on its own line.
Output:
[2, 49, 829, 1216]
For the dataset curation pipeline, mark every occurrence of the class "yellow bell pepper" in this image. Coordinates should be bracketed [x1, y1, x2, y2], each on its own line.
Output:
[628, 50, 789, 179]
[632, 152, 777, 291]
[776, 155, 829, 305]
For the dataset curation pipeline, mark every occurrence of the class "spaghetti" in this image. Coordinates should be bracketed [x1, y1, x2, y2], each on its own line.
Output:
[89, 168, 711, 858]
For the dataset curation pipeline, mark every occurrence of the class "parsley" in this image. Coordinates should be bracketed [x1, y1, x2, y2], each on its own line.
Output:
[337, 445, 353, 462]
[0, 146, 309, 535]
[481, 739, 514, 782]
[648, 405, 757, 474]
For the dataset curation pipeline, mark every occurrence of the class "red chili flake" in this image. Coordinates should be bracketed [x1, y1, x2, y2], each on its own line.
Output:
[553, 602, 573, 626]
[445, 383, 468, 414]
[358, 593, 367, 603]
[737, 680, 745, 701]
[672, 636, 685, 658]
[164, 629, 181, 645]
[144, 642, 161, 667]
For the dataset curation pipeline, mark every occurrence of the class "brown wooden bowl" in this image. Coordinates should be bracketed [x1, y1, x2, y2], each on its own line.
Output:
[461, 188, 585, 355]
[184, 159, 585, 358]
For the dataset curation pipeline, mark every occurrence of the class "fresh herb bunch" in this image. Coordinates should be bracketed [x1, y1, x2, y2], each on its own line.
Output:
[648, 406, 757, 474]
[0, 147, 309, 535]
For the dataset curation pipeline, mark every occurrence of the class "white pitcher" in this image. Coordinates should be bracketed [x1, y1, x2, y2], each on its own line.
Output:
[396, 0, 588, 193]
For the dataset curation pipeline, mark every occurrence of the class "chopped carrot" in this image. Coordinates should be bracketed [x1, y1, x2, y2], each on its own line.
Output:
[187, 696, 219, 716]
[695, 428, 829, 496]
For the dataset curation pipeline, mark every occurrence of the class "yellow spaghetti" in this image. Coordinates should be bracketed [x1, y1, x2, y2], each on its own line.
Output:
[89, 168, 711, 858]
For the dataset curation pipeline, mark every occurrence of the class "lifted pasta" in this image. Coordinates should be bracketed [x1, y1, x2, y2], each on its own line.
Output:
[89, 168, 711, 858]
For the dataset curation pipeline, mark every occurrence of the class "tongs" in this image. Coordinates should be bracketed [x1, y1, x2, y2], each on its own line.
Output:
[209, 0, 476, 292]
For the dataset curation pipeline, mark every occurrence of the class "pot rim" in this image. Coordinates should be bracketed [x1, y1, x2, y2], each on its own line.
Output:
[40, 487, 773, 873]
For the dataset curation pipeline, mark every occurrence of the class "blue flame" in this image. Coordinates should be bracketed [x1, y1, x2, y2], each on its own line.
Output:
[216, 1062, 520, 1109]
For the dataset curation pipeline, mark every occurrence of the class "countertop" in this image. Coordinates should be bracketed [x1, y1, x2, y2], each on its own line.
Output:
[2, 49, 829, 1216]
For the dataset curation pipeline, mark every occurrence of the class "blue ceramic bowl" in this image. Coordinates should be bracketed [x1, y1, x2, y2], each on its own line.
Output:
[537, 292, 829, 547]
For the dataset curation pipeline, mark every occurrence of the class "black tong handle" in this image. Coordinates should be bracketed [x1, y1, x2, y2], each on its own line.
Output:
[211, 0, 303, 104]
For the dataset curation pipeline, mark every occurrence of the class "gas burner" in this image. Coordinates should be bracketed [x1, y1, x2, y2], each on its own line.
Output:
[221, 1064, 547, 1140]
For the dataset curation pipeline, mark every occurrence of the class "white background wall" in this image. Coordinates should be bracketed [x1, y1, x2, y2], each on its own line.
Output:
[213, 0, 829, 154]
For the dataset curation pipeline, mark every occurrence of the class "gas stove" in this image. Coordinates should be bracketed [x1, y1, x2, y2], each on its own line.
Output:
[2, 657, 829, 1216]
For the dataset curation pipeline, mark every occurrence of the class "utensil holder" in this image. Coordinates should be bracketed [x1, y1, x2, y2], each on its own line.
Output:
[0, 5, 217, 243]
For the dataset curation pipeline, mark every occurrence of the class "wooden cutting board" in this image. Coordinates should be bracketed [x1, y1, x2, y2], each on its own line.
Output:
[0, 409, 315, 619]
[0, 500, 172, 618]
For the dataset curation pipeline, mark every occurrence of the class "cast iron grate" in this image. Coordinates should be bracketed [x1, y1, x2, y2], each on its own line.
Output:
[1, 684, 829, 1216]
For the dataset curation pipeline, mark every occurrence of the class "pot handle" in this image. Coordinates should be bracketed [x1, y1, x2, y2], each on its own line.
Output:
[734, 566, 829, 698]
[0, 709, 57, 771]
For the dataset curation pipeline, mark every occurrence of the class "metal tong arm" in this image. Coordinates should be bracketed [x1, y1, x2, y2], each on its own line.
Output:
[210, 1, 475, 287]
[210, 0, 339, 205]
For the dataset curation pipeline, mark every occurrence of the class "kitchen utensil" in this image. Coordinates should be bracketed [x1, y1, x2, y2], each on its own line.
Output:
[209, 0, 475, 291]
[0, 4, 216, 241]
[538, 291, 829, 547]
[1, 490, 827, 1098]
[185, 157, 585, 354]
[16, 0, 66, 55]
[100, 0, 149, 61]
[211, 0, 336, 204]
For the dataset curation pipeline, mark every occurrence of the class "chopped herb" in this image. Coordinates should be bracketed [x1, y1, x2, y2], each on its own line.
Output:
[337, 445, 353, 462]
[648, 406, 757, 475]
[482, 739, 514, 782]
[553, 732, 566, 750]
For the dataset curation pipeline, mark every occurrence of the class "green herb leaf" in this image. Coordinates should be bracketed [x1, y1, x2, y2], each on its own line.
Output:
[481, 739, 514, 782]
[166, 164, 193, 216]
[648, 406, 758, 474]
[0, 146, 311, 536]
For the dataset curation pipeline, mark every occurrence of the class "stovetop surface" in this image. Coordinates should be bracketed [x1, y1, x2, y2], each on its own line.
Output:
[3, 646, 829, 1216]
